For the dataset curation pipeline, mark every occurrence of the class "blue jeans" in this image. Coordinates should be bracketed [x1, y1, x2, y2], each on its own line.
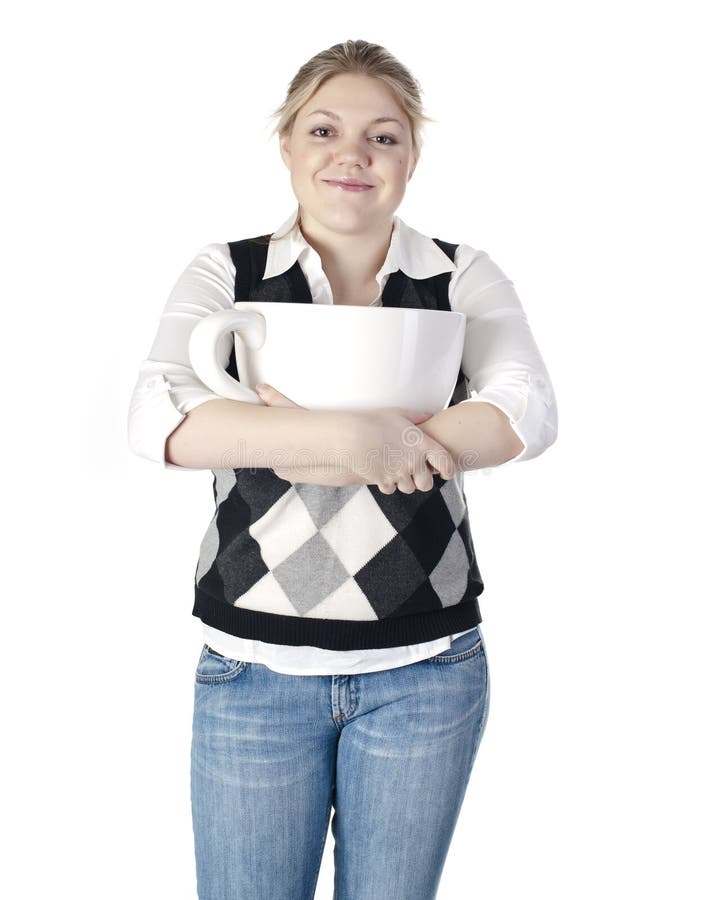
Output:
[191, 625, 491, 900]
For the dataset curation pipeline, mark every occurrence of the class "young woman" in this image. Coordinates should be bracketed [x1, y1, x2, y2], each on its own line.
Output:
[128, 39, 557, 900]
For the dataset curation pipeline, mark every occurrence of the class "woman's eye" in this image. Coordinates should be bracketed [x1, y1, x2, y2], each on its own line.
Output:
[310, 128, 396, 145]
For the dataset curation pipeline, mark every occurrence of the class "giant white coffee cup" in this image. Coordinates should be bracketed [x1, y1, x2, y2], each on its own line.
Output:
[188, 302, 466, 412]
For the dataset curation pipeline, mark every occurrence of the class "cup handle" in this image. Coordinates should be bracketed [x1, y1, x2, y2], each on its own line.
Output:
[188, 309, 266, 403]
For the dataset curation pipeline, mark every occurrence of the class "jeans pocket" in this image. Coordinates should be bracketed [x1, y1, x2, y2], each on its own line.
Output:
[428, 626, 484, 663]
[195, 643, 248, 684]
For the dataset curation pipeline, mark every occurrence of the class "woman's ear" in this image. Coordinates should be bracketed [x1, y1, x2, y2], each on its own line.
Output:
[279, 134, 291, 170]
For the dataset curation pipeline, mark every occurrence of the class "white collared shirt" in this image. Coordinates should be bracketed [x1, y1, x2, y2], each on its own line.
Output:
[127, 209, 557, 675]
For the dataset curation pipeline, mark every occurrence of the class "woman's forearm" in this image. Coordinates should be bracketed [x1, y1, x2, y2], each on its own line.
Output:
[419, 401, 524, 472]
[165, 399, 354, 471]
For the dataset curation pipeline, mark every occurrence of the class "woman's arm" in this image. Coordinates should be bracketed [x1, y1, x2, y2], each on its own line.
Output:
[417, 401, 525, 473]
[440, 244, 558, 472]
[164, 398, 354, 470]
[127, 243, 239, 469]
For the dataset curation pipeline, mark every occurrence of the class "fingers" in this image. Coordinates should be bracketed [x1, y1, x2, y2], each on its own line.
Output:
[378, 476, 415, 494]
[423, 445, 455, 480]
[411, 462, 435, 493]
[395, 410, 454, 480]
[377, 472, 419, 495]
[255, 384, 302, 407]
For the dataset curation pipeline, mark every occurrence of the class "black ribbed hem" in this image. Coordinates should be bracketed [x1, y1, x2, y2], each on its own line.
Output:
[192, 590, 483, 651]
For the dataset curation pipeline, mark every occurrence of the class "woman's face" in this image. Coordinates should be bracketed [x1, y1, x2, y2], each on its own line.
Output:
[279, 72, 418, 237]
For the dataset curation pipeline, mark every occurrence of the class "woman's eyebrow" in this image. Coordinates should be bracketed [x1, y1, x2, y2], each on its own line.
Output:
[305, 108, 405, 129]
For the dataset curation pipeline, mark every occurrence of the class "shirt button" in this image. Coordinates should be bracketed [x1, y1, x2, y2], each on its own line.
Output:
[145, 378, 156, 389]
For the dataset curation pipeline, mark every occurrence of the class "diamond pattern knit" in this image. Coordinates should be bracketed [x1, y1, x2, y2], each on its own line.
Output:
[191, 234, 484, 650]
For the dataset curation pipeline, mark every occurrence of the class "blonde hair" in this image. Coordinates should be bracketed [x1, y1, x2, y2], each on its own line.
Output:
[266, 39, 435, 240]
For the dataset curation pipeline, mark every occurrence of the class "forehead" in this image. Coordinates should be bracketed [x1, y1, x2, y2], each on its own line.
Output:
[299, 72, 403, 119]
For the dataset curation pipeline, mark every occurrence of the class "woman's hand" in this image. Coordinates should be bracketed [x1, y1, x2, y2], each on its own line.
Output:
[255, 383, 453, 494]
[345, 407, 455, 494]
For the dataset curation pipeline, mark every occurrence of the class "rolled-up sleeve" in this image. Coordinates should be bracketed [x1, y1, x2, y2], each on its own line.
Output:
[450, 244, 558, 464]
[127, 242, 236, 469]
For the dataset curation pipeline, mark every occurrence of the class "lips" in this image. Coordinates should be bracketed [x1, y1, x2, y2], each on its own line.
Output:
[325, 177, 373, 186]
[324, 179, 374, 192]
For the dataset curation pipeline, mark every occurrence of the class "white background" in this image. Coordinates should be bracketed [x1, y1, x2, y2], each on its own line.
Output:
[2, 1, 709, 897]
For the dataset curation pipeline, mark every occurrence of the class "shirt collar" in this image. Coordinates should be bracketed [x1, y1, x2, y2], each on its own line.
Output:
[264, 207, 456, 282]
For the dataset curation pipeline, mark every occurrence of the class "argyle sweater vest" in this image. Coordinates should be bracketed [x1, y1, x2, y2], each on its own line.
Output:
[190, 233, 484, 650]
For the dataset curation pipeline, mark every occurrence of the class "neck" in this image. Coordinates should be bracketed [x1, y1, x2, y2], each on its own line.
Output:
[298, 212, 394, 290]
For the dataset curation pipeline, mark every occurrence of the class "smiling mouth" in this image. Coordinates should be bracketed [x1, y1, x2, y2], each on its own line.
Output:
[324, 181, 374, 192]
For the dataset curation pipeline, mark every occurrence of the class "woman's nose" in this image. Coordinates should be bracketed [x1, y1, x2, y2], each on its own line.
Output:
[333, 140, 370, 167]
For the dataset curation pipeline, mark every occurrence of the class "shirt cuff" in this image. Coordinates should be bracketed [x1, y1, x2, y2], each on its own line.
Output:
[460, 373, 558, 466]
[127, 374, 191, 470]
